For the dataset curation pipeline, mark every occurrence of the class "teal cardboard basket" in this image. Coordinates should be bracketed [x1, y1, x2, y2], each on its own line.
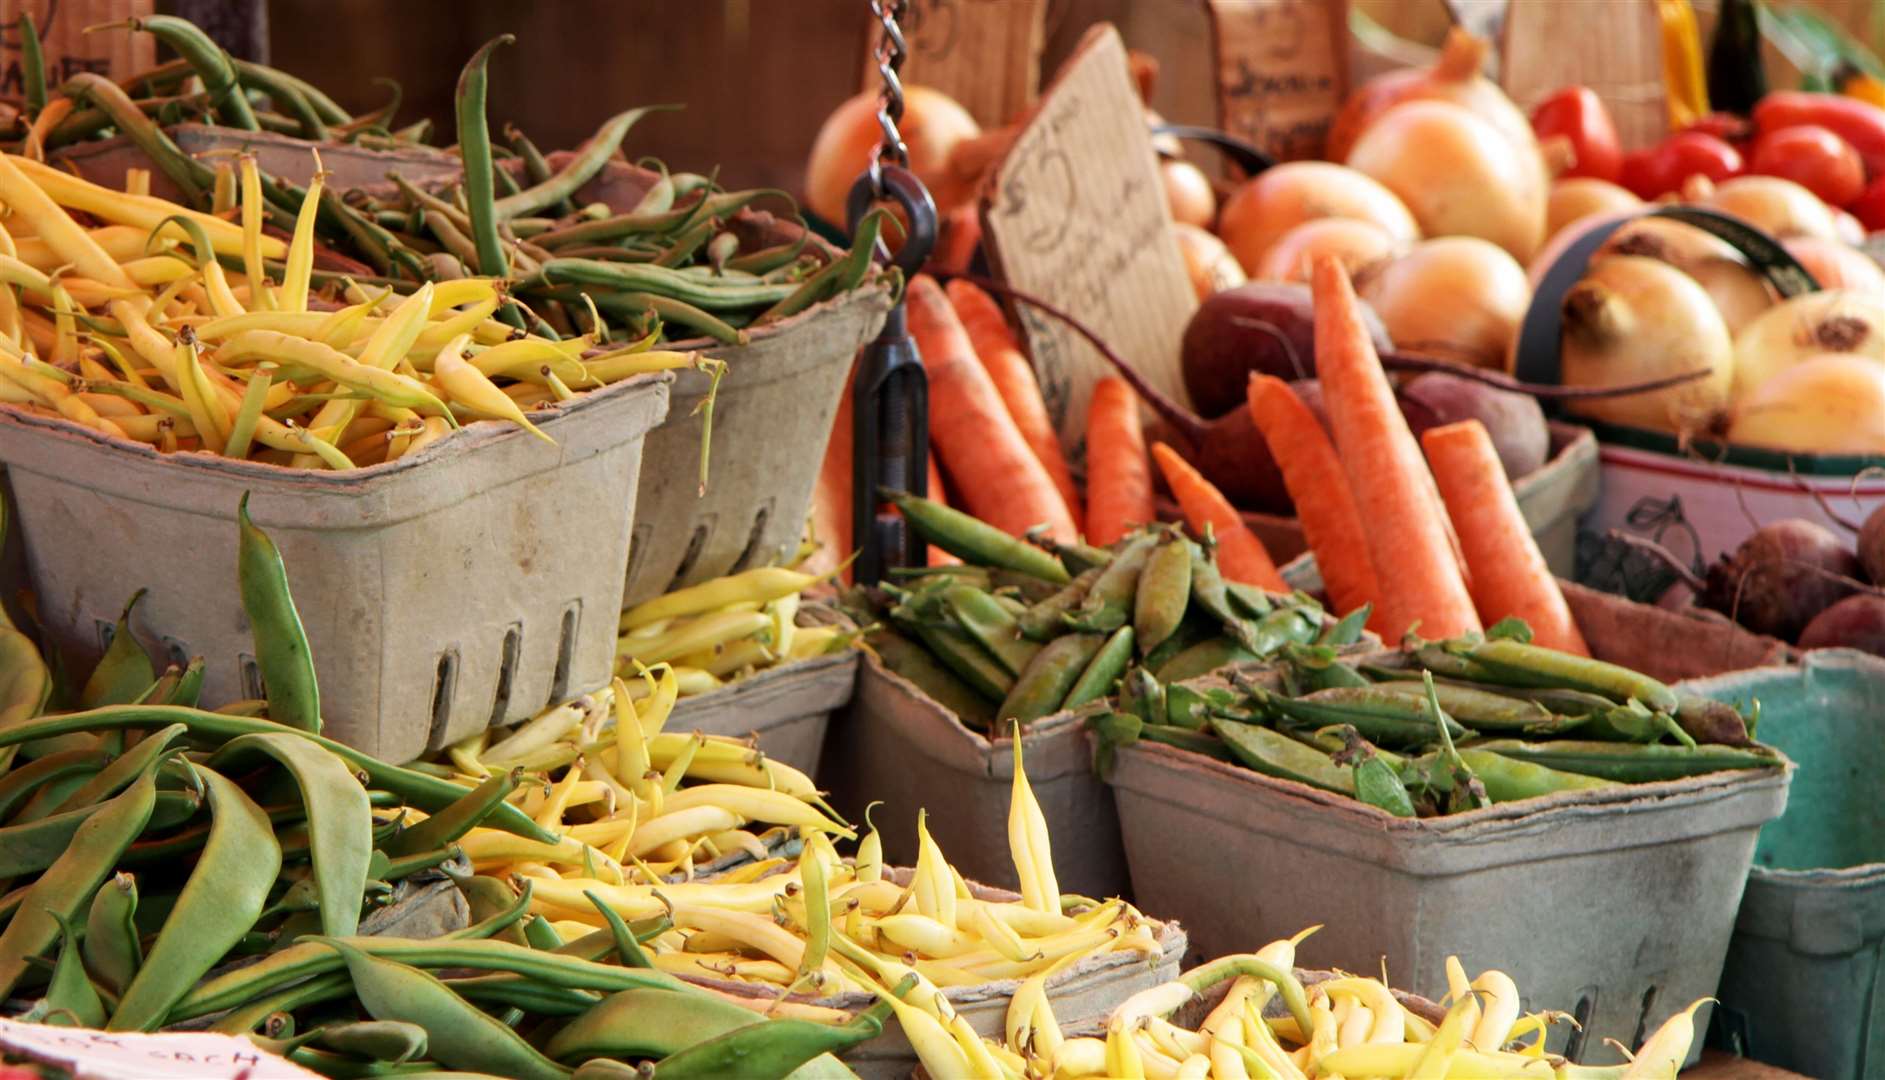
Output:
[1683, 650, 1885, 1080]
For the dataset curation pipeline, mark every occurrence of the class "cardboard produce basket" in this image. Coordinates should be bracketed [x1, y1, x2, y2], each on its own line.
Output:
[666, 648, 859, 777]
[820, 649, 1129, 901]
[0, 373, 671, 764]
[52, 124, 463, 201]
[1104, 737, 1790, 1066]
[1689, 651, 1885, 1080]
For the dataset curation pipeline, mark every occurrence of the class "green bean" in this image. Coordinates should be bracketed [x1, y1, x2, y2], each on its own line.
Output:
[0, 756, 161, 999]
[124, 16, 257, 130]
[109, 766, 280, 1031]
[521, 912, 564, 951]
[50, 75, 203, 207]
[235, 493, 321, 733]
[19, 12, 46, 115]
[654, 217, 718, 269]
[727, 234, 810, 276]
[755, 208, 885, 324]
[79, 587, 155, 708]
[504, 126, 572, 218]
[454, 34, 515, 284]
[613, 293, 744, 344]
[83, 872, 140, 998]
[42, 913, 106, 1028]
[207, 732, 369, 938]
[383, 767, 519, 858]
[230, 62, 327, 139]
[446, 973, 600, 1017]
[528, 259, 793, 310]
[0, 706, 558, 842]
[583, 890, 654, 969]
[0, 748, 108, 821]
[494, 106, 671, 221]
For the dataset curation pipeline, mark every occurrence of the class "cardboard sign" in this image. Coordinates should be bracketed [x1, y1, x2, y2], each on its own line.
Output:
[0, 1018, 320, 1080]
[0, 1, 156, 96]
[1501, 0, 1668, 149]
[859, 0, 1047, 128]
[1205, 0, 1348, 162]
[978, 23, 1198, 457]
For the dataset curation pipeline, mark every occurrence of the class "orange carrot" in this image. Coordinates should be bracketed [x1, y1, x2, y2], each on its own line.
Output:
[1421, 420, 1588, 654]
[907, 274, 1078, 543]
[926, 452, 960, 567]
[1150, 441, 1288, 592]
[807, 359, 856, 581]
[1085, 377, 1156, 546]
[1247, 374, 1379, 618]
[944, 278, 1082, 529]
[1312, 255, 1479, 641]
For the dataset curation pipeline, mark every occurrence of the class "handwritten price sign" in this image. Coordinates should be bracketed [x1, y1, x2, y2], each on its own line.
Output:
[0, 1018, 320, 1080]
[1206, 0, 1347, 161]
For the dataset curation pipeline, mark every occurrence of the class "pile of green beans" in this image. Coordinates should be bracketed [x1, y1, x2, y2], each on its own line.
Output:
[1087, 623, 1783, 818]
[0, 497, 882, 1077]
[843, 493, 1339, 734]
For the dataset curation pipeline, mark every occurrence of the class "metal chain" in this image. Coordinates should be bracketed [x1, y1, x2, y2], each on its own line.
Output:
[868, 0, 911, 195]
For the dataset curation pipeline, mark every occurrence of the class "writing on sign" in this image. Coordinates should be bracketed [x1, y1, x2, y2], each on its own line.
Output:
[0, 1, 157, 93]
[858, 0, 1048, 127]
[1206, 0, 1347, 162]
[0, 1017, 321, 1080]
[979, 23, 1198, 460]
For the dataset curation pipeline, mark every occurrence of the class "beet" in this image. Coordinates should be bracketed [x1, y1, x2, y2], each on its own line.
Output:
[1181, 282, 1392, 418]
[1799, 594, 1885, 656]
[1860, 504, 1885, 584]
[1398, 373, 1550, 480]
[1703, 519, 1863, 641]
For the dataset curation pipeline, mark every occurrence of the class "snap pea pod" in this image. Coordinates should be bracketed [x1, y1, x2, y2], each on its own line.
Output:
[0, 706, 558, 842]
[1208, 717, 1355, 795]
[939, 585, 1040, 678]
[1226, 581, 1274, 619]
[1134, 536, 1192, 657]
[646, 1001, 889, 1079]
[83, 872, 141, 998]
[1467, 739, 1782, 783]
[1152, 636, 1255, 684]
[1369, 680, 1587, 734]
[889, 492, 1070, 584]
[904, 621, 1012, 701]
[1064, 626, 1134, 710]
[1018, 568, 1101, 642]
[0, 756, 161, 1000]
[1261, 686, 1466, 749]
[124, 16, 258, 130]
[1461, 639, 1680, 713]
[865, 628, 995, 727]
[1454, 749, 1624, 802]
[493, 106, 671, 221]
[1331, 727, 1416, 817]
[1000, 632, 1107, 725]
[1067, 534, 1156, 633]
[237, 493, 321, 734]
[382, 767, 521, 858]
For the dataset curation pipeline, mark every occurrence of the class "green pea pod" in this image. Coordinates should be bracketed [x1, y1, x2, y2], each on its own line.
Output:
[1455, 749, 1623, 802]
[1118, 668, 1165, 727]
[238, 493, 321, 734]
[207, 732, 368, 938]
[1134, 537, 1193, 658]
[81, 589, 155, 708]
[1462, 639, 1679, 713]
[0, 748, 108, 821]
[1064, 626, 1134, 710]
[19, 12, 46, 114]
[1331, 727, 1416, 817]
[1282, 645, 1371, 691]
[42, 912, 105, 1028]
[1000, 633, 1107, 726]
[1263, 687, 1469, 748]
[1249, 605, 1321, 657]
[314, 1020, 429, 1065]
[1575, 701, 1694, 747]
[1067, 534, 1157, 633]
[1045, 537, 1113, 576]
[1163, 683, 1214, 731]
[866, 627, 996, 726]
[1184, 541, 1243, 632]
[384, 767, 521, 858]
[1153, 637, 1256, 684]
[547, 986, 761, 1062]
[1018, 568, 1102, 642]
[455, 34, 516, 284]
[905, 621, 1014, 702]
[1317, 603, 1372, 647]
[888, 492, 1071, 585]
[647, 1001, 889, 1079]
[1141, 616, 1218, 675]
[1140, 722, 1233, 761]
[109, 765, 281, 1031]
[312, 938, 566, 1080]
[1225, 581, 1274, 620]
[1466, 739, 1782, 783]
[1208, 717, 1355, 795]
[1368, 679, 1586, 734]
[939, 585, 1041, 678]
[0, 754, 162, 1000]
[83, 872, 140, 998]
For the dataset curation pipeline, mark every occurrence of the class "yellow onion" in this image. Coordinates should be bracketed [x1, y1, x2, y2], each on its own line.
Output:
[1731, 289, 1885, 400]
[1328, 29, 1538, 165]
[1547, 178, 1642, 241]
[1346, 100, 1547, 262]
[1700, 176, 1839, 241]
[1216, 162, 1418, 275]
[1173, 223, 1246, 300]
[1783, 237, 1885, 299]
[805, 86, 980, 225]
[1728, 352, 1885, 454]
[1356, 236, 1530, 371]
[1560, 255, 1733, 434]
[1255, 218, 1400, 284]
[1163, 160, 1217, 229]
[1600, 217, 1774, 334]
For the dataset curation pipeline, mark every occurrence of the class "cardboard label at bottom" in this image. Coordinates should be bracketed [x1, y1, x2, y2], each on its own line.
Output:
[0, 1011, 321, 1079]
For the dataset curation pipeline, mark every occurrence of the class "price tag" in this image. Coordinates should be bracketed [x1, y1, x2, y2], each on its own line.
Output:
[0, 1, 157, 88]
[1205, 0, 1348, 162]
[978, 23, 1198, 456]
[0, 1017, 321, 1080]
[858, 0, 1048, 127]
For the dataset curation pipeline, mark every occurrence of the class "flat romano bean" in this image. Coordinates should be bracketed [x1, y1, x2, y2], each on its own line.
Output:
[0, 787, 196, 877]
[80, 588, 155, 708]
[236, 493, 321, 733]
[51, 722, 189, 815]
[83, 872, 140, 998]
[314, 1020, 429, 1065]
[546, 986, 759, 1063]
[42, 913, 105, 1028]
[0, 748, 108, 821]
[383, 767, 520, 857]
[109, 766, 280, 1031]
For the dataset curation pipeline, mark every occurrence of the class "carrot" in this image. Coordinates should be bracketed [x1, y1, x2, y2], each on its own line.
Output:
[1150, 441, 1288, 592]
[1247, 374, 1379, 618]
[1421, 420, 1588, 654]
[907, 274, 1078, 543]
[1311, 255, 1479, 641]
[1085, 377, 1155, 546]
[944, 278, 1082, 529]
[807, 359, 856, 581]
[932, 204, 983, 275]
[926, 452, 960, 567]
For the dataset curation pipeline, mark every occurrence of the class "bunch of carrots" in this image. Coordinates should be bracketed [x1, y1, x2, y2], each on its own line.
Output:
[811, 255, 1581, 657]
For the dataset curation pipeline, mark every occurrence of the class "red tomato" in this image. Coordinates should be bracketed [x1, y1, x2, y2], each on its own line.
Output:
[1682, 112, 1753, 145]
[1750, 124, 1865, 207]
[1530, 86, 1624, 183]
[1851, 175, 1885, 232]
[1620, 131, 1744, 199]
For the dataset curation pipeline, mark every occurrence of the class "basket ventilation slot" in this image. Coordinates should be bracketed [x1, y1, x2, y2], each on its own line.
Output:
[549, 604, 579, 706]
[489, 624, 522, 726]
[1563, 989, 1597, 1062]
[731, 502, 774, 573]
[426, 650, 459, 750]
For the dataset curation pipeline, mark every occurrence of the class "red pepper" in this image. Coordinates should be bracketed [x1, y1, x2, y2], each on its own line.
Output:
[1753, 91, 1885, 177]
[1682, 112, 1753, 145]
[1852, 176, 1885, 231]
[1620, 131, 1744, 199]
[1530, 86, 1623, 183]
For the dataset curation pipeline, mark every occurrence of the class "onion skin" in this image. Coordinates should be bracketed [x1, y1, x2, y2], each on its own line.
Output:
[1255, 218, 1399, 284]
[1560, 255, 1733, 434]
[1174, 223, 1246, 300]
[1163, 160, 1217, 229]
[1601, 217, 1775, 335]
[1346, 100, 1547, 262]
[1783, 236, 1885, 298]
[1547, 178, 1641, 241]
[1728, 352, 1885, 455]
[1701, 175, 1840, 241]
[805, 86, 980, 225]
[1180, 280, 1392, 419]
[1703, 519, 1861, 641]
[1217, 162, 1419, 275]
[1328, 29, 1536, 164]
[1356, 236, 1530, 373]
[1731, 291, 1885, 401]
